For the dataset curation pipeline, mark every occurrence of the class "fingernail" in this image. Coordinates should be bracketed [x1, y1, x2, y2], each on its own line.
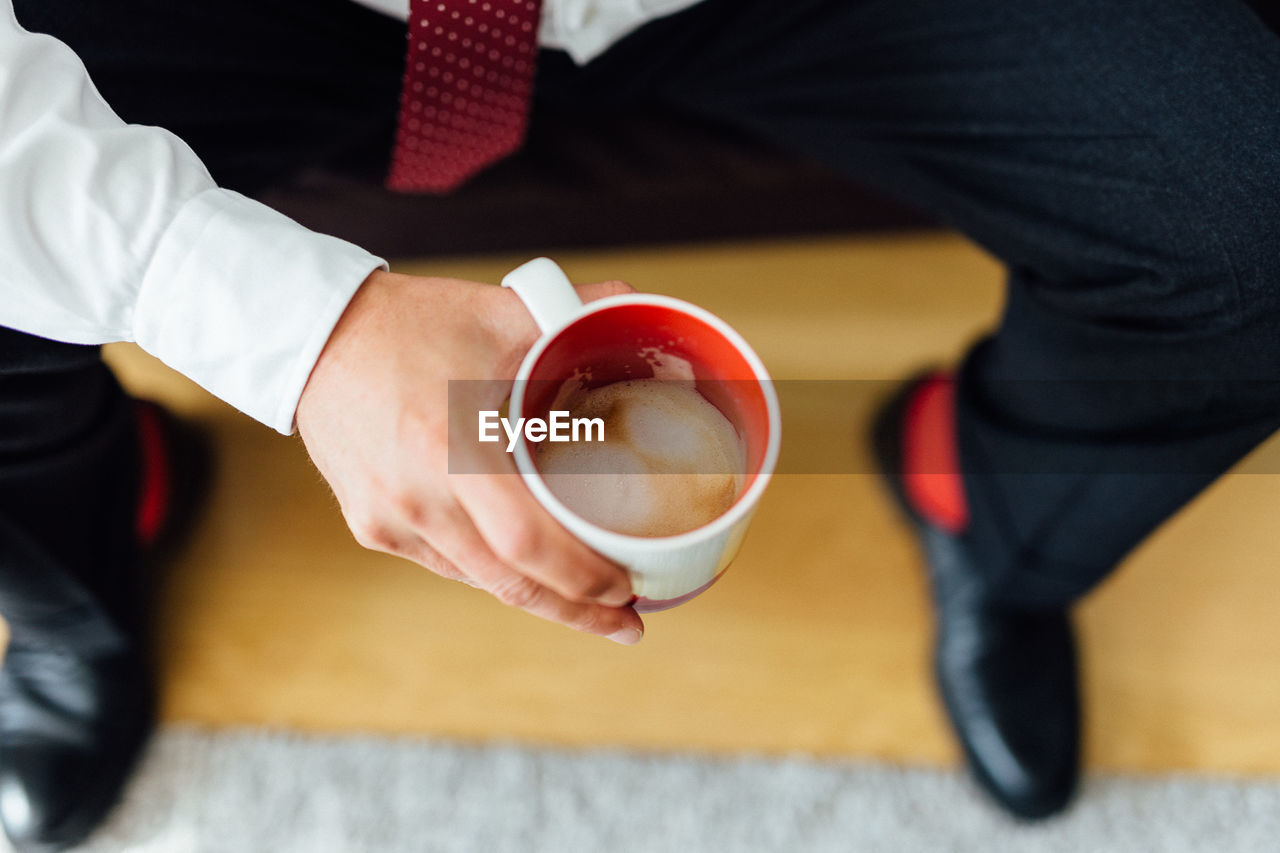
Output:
[608, 626, 643, 646]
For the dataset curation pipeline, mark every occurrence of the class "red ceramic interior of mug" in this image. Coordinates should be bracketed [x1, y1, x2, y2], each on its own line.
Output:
[519, 299, 773, 518]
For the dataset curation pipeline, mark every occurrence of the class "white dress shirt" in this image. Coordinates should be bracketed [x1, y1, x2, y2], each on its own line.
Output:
[351, 0, 701, 64]
[0, 0, 696, 435]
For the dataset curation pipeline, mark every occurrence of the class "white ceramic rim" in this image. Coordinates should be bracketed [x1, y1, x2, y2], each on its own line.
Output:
[508, 292, 782, 550]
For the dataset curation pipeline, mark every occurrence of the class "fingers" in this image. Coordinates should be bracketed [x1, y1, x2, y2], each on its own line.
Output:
[450, 457, 635, 607]
[451, 277, 636, 609]
[472, 561, 644, 645]
[575, 279, 636, 302]
[367, 510, 642, 644]
[342, 402, 632, 624]
[300, 271, 646, 645]
[424, 502, 644, 644]
[393, 534, 472, 584]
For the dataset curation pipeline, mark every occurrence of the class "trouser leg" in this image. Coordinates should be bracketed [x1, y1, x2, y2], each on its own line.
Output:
[14, 0, 407, 196]
[0, 329, 139, 654]
[539, 0, 1280, 605]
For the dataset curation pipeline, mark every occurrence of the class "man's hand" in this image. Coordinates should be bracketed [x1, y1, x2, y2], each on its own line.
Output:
[296, 270, 644, 644]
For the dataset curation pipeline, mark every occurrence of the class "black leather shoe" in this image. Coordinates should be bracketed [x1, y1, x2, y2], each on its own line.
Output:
[872, 375, 1079, 820]
[0, 401, 210, 852]
[0, 645, 152, 852]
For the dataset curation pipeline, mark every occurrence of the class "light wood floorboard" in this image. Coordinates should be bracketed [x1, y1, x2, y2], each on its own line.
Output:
[92, 233, 1280, 773]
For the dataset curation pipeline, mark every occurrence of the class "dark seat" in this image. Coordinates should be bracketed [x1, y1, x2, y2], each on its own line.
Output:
[260, 110, 933, 259]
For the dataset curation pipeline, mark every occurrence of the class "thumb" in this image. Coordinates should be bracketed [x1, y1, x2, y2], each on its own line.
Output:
[575, 280, 636, 303]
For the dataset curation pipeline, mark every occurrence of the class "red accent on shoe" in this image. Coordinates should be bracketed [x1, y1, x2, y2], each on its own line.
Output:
[901, 374, 969, 534]
[133, 402, 171, 550]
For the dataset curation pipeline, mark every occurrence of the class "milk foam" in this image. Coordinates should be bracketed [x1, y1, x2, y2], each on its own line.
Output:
[534, 380, 745, 537]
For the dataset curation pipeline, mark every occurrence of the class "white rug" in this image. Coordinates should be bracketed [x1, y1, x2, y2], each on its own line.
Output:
[63, 727, 1278, 853]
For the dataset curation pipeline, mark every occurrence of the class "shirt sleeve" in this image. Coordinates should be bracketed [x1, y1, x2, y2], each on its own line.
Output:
[0, 3, 387, 434]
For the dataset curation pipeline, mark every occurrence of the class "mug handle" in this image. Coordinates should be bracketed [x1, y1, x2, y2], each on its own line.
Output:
[501, 257, 583, 333]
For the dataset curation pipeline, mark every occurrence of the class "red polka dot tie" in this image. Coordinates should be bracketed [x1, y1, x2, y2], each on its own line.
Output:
[387, 0, 542, 193]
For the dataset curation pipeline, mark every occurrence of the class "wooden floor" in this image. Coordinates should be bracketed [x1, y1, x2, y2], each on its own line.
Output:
[99, 233, 1280, 774]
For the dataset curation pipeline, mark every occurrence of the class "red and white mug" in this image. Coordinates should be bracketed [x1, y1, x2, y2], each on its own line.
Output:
[502, 258, 781, 612]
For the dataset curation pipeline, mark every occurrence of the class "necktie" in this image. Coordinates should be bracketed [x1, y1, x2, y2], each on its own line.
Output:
[387, 0, 542, 193]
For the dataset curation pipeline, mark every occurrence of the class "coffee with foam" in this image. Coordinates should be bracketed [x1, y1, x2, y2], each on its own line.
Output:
[533, 380, 745, 537]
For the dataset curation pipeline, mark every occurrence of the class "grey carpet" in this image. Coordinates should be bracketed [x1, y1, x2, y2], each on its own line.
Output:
[64, 727, 1277, 853]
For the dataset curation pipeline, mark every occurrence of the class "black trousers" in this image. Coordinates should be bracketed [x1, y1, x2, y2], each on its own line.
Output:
[8, 0, 1280, 632]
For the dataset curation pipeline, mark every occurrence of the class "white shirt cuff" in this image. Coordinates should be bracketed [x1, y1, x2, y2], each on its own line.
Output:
[134, 188, 387, 434]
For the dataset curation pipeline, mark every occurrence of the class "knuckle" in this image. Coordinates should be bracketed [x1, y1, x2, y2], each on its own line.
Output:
[567, 607, 608, 635]
[491, 577, 542, 610]
[350, 519, 394, 552]
[417, 551, 459, 578]
[603, 279, 636, 295]
[491, 520, 541, 565]
[561, 571, 613, 603]
[389, 491, 427, 527]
